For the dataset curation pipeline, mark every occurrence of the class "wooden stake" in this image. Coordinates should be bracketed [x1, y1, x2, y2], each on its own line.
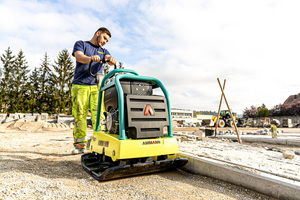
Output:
[217, 78, 242, 144]
[215, 79, 226, 136]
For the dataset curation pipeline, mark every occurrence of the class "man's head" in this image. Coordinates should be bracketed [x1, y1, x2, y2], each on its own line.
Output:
[93, 27, 111, 47]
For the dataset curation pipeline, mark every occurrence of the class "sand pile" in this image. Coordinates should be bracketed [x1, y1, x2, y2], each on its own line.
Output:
[0, 121, 71, 132]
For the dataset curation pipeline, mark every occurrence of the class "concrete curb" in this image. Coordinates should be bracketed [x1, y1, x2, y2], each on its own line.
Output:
[216, 135, 300, 146]
[179, 152, 300, 200]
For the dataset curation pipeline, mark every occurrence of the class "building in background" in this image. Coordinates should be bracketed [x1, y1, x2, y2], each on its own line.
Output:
[171, 108, 194, 125]
[282, 93, 300, 109]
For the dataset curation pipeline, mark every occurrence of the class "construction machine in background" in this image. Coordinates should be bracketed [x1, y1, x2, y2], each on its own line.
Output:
[212, 110, 237, 128]
[271, 119, 280, 126]
[81, 61, 188, 181]
[202, 110, 251, 128]
[237, 117, 252, 127]
[260, 117, 271, 127]
[283, 118, 293, 128]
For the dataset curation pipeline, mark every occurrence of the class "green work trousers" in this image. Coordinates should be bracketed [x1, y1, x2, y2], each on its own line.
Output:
[72, 84, 99, 149]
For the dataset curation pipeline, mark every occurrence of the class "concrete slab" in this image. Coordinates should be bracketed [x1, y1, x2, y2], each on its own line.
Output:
[41, 113, 48, 120]
[24, 115, 37, 122]
[0, 113, 6, 123]
[179, 152, 300, 200]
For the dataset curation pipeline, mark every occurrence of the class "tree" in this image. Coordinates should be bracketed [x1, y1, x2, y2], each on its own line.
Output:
[39, 53, 52, 94]
[26, 67, 41, 113]
[103, 61, 124, 75]
[10, 50, 30, 112]
[0, 60, 2, 77]
[243, 105, 258, 118]
[0, 48, 77, 115]
[50, 49, 74, 114]
[0, 47, 15, 113]
[270, 104, 284, 116]
[257, 104, 271, 117]
[102, 63, 111, 75]
[38, 53, 52, 113]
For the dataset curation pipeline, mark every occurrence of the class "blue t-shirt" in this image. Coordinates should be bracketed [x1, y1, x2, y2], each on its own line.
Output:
[72, 40, 110, 85]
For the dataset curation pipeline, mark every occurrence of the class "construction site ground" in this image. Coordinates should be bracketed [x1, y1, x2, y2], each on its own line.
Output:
[1, 122, 299, 199]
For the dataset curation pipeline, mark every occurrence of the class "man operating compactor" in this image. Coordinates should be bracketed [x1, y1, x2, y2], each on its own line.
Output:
[71, 27, 117, 154]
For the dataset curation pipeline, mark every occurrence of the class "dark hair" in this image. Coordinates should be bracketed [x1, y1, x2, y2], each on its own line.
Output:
[95, 27, 111, 38]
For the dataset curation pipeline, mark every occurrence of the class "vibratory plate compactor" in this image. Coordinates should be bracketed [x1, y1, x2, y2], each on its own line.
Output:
[81, 62, 188, 181]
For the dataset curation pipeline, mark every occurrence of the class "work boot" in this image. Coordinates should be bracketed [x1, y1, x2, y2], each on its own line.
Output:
[72, 148, 87, 154]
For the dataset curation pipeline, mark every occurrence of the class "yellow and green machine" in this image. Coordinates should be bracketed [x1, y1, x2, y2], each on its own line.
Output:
[81, 63, 188, 181]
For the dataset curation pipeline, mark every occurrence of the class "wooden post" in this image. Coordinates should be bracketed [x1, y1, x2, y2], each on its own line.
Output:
[217, 78, 242, 144]
[215, 79, 226, 136]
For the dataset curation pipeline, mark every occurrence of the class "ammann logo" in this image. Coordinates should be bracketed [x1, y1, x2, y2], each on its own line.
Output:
[142, 140, 161, 145]
[143, 104, 155, 116]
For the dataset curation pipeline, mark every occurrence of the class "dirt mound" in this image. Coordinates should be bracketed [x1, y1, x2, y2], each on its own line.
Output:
[42, 123, 71, 132]
[0, 121, 71, 132]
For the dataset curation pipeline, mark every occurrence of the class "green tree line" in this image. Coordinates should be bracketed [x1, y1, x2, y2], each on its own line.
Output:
[0, 47, 74, 115]
[243, 103, 300, 118]
[243, 104, 271, 118]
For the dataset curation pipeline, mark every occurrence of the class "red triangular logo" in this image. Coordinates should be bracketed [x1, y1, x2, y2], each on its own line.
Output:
[144, 104, 155, 116]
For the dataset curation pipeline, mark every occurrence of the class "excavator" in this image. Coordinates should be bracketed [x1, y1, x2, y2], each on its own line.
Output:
[81, 61, 188, 181]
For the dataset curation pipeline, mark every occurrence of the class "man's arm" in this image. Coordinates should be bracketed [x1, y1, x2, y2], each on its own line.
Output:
[74, 51, 101, 64]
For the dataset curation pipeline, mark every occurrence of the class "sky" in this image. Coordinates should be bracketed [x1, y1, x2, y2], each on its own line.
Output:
[1, 0, 300, 114]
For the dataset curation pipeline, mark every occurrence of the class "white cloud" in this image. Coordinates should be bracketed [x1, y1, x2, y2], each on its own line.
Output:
[1, 0, 300, 114]
[126, 0, 300, 113]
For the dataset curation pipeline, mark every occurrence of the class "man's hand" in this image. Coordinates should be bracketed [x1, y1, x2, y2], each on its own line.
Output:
[91, 55, 101, 63]
[74, 51, 116, 65]
[104, 55, 117, 66]
[74, 51, 102, 64]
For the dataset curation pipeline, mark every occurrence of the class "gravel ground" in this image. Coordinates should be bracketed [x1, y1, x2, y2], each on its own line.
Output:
[0, 124, 277, 200]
